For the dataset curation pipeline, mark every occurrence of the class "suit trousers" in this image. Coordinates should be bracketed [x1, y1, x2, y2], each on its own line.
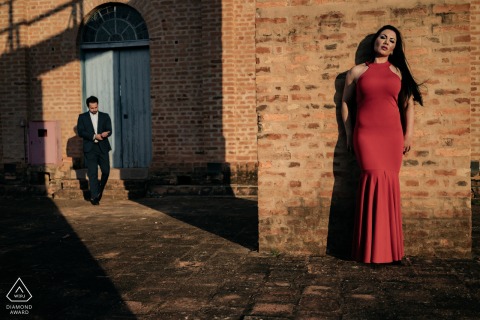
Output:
[85, 143, 110, 199]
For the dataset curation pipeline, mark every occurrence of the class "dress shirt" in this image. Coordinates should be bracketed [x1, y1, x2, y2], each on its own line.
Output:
[89, 112, 99, 142]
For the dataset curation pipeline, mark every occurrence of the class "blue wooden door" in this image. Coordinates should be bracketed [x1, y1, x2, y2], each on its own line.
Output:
[118, 48, 152, 168]
[82, 48, 151, 168]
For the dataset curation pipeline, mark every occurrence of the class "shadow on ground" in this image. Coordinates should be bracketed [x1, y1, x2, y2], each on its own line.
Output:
[134, 196, 259, 252]
[473, 200, 480, 259]
[0, 197, 135, 320]
[0, 196, 479, 319]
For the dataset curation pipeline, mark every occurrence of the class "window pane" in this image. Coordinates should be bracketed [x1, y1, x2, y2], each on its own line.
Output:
[82, 4, 149, 44]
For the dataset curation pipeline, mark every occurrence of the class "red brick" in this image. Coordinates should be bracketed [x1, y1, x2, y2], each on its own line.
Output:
[434, 170, 458, 176]
[290, 181, 302, 188]
[433, 4, 470, 14]
[357, 10, 386, 16]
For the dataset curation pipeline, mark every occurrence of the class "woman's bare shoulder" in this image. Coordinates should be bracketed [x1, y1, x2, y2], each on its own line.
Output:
[390, 64, 402, 80]
[349, 63, 368, 81]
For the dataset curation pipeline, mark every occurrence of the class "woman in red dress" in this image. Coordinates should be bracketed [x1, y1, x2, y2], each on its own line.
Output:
[341, 25, 424, 264]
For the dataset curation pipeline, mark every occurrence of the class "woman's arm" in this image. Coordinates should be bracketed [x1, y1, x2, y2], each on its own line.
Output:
[403, 96, 415, 155]
[341, 68, 356, 152]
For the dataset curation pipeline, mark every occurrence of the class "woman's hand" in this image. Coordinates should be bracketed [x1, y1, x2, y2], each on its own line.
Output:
[403, 97, 415, 156]
[403, 134, 412, 155]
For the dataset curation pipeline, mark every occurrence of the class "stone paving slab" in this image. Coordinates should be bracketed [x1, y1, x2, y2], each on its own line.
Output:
[0, 196, 479, 319]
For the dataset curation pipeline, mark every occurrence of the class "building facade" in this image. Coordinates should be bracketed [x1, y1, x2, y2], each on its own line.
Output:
[0, 0, 475, 258]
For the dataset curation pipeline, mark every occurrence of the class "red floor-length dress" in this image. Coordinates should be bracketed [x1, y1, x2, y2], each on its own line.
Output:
[352, 61, 404, 263]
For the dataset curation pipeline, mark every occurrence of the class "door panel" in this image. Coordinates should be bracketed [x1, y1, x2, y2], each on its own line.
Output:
[83, 51, 120, 167]
[118, 48, 152, 168]
[82, 48, 151, 168]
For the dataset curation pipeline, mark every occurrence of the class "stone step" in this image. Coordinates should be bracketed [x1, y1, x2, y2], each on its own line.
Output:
[58, 174, 147, 200]
[61, 179, 146, 190]
[55, 183, 256, 199]
[61, 179, 88, 190]
[64, 168, 148, 180]
[146, 184, 257, 197]
[57, 179, 256, 199]
[0, 184, 49, 197]
[54, 187, 145, 200]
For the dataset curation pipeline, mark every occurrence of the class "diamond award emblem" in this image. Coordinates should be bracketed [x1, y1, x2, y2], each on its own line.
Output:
[6, 278, 32, 303]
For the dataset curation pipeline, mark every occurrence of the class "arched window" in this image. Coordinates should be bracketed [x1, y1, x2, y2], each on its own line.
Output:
[81, 4, 148, 49]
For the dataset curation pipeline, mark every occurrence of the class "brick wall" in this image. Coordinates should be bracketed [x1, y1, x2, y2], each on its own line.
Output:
[0, 0, 29, 165]
[0, 0, 257, 184]
[146, 0, 257, 182]
[0, 0, 475, 258]
[256, 0, 472, 257]
[26, 0, 87, 168]
[473, 1, 480, 162]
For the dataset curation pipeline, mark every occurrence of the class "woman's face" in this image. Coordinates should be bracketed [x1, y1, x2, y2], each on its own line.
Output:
[373, 29, 397, 57]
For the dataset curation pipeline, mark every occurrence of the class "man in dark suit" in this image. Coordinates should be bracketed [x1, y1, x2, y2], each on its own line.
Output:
[77, 96, 112, 205]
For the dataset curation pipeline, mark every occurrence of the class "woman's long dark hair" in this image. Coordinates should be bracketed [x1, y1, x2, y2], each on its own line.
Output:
[371, 25, 424, 132]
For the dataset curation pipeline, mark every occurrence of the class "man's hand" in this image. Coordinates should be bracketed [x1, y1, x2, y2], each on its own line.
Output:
[100, 131, 110, 138]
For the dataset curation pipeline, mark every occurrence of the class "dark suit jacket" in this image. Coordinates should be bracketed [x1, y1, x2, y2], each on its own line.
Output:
[77, 111, 112, 153]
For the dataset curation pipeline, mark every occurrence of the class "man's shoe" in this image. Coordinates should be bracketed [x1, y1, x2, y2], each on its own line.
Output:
[90, 198, 100, 205]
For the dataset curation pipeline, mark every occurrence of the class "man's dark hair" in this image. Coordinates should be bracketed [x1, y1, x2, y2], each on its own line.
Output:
[86, 96, 99, 106]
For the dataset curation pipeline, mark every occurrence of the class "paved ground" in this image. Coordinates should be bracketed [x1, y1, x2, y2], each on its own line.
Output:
[0, 196, 479, 319]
